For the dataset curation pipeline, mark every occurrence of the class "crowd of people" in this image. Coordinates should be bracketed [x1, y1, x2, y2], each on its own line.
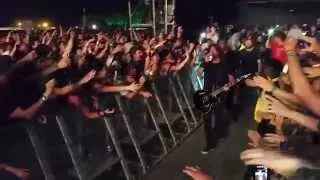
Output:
[183, 20, 320, 179]
[2, 16, 320, 180]
[0, 24, 198, 178]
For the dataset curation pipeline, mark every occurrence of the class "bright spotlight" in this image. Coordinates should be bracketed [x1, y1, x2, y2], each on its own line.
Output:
[42, 22, 49, 28]
[17, 21, 22, 27]
[92, 24, 98, 30]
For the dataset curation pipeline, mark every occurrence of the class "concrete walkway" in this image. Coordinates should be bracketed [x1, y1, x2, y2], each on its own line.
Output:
[145, 93, 257, 180]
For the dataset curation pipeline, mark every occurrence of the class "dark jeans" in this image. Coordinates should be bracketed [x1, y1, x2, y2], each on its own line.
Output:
[203, 96, 230, 149]
[226, 85, 240, 122]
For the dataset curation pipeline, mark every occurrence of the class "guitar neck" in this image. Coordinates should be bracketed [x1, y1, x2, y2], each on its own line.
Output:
[210, 74, 251, 97]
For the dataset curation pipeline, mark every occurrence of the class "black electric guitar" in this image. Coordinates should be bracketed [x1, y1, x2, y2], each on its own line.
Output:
[193, 73, 252, 114]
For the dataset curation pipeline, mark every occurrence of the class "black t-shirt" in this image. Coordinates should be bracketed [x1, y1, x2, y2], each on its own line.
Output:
[53, 66, 77, 88]
[0, 55, 14, 74]
[201, 59, 230, 91]
[0, 81, 17, 125]
[0, 82, 43, 126]
[126, 60, 145, 82]
[0, 62, 44, 125]
[223, 51, 240, 75]
[15, 62, 44, 108]
[239, 47, 260, 75]
[52, 65, 93, 105]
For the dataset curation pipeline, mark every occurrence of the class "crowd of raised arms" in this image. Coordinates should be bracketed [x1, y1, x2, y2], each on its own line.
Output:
[1, 18, 320, 179]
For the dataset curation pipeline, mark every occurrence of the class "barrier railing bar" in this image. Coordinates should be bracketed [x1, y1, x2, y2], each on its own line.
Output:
[168, 85, 174, 114]
[56, 116, 84, 180]
[102, 117, 132, 180]
[144, 99, 168, 154]
[175, 74, 198, 126]
[115, 95, 148, 174]
[169, 78, 191, 132]
[151, 83, 178, 145]
[25, 123, 55, 180]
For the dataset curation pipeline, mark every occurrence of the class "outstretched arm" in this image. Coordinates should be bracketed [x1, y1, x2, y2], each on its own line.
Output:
[285, 37, 320, 117]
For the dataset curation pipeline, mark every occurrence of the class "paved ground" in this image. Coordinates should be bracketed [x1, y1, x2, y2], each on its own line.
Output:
[145, 91, 258, 180]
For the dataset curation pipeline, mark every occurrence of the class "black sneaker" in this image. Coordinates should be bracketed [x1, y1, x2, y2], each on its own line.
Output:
[201, 147, 212, 155]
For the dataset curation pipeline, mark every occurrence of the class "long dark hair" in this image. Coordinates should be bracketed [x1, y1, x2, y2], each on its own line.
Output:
[207, 44, 223, 58]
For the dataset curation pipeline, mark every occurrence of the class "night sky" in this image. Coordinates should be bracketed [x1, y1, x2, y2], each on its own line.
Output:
[0, 0, 239, 40]
[0, 0, 239, 24]
[0, 0, 129, 26]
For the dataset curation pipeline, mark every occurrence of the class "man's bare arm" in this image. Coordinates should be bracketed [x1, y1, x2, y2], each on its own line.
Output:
[286, 37, 320, 117]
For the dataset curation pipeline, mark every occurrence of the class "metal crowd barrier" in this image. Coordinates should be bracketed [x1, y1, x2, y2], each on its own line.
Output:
[0, 67, 205, 180]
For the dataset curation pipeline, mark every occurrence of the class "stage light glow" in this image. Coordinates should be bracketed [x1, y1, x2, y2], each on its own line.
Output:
[17, 21, 22, 27]
[42, 22, 49, 28]
[92, 24, 98, 30]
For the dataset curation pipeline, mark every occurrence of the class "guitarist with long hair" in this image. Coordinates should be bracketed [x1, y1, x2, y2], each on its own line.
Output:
[196, 44, 235, 154]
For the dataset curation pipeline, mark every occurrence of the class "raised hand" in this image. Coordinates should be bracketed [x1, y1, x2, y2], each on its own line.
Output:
[204, 55, 213, 62]
[149, 38, 156, 46]
[263, 133, 286, 147]
[14, 33, 21, 45]
[284, 37, 298, 52]
[8, 31, 13, 37]
[241, 148, 307, 176]
[87, 38, 96, 44]
[126, 82, 142, 92]
[70, 30, 76, 39]
[188, 42, 196, 52]
[178, 26, 184, 32]
[140, 91, 153, 98]
[66, 27, 72, 34]
[97, 33, 105, 41]
[139, 76, 147, 85]
[57, 57, 71, 69]
[13, 168, 30, 179]
[248, 130, 262, 148]
[183, 166, 213, 180]
[52, 30, 58, 37]
[154, 40, 167, 49]
[279, 73, 291, 85]
[59, 25, 63, 33]
[112, 45, 124, 54]
[44, 79, 56, 97]
[263, 95, 291, 117]
[79, 70, 96, 85]
[251, 76, 274, 92]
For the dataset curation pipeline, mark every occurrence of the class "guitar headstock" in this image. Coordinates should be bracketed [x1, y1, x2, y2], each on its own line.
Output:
[241, 73, 252, 80]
